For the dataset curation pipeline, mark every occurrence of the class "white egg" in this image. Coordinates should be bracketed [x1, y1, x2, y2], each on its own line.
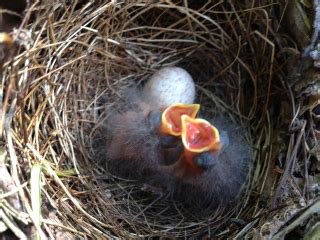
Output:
[142, 67, 196, 109]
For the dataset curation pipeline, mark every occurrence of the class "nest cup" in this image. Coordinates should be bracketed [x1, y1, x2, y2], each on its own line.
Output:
[3, 1, 291, 238]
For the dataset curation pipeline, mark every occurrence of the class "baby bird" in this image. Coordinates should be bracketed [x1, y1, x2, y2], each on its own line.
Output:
[105, 67, 196, 178]
[155, 115, 250, 209]
[103, 67, 250, 210]
[104, 90, 160, 178]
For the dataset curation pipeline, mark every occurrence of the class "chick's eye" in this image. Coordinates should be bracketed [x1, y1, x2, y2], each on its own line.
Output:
[193, 152, 216, 170]
[148, 111, 162, 130]
[160, 135, 179, 148]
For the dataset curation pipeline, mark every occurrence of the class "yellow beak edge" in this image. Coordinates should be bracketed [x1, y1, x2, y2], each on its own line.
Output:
[181, 115, 221, 153]
[161, 103, 200, 136]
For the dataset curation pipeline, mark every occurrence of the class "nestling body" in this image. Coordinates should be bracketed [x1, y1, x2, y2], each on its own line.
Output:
[155, 117, 250, 209]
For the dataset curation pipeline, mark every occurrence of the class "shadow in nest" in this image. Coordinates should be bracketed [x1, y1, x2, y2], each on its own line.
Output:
[0, 0, 26, 32]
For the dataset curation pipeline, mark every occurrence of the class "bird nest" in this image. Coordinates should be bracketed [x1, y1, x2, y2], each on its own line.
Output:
[1, 0, 319, 239]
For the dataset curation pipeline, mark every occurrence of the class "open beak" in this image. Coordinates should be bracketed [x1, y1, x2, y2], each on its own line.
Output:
[161, 103, 200, 136]
[181, 115, 221, 166]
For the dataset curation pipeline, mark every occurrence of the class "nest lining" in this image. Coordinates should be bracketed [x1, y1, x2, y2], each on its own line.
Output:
[0, 0, 299, 239]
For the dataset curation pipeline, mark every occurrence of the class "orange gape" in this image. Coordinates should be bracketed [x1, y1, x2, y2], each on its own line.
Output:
[160, 103, 200, 136]
[181, 115, 221, 153]
[160, 104, 222, 176]
[181, 115, 221, 171]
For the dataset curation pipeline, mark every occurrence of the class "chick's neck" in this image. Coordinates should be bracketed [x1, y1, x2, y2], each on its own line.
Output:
[165, 151, 203, 179]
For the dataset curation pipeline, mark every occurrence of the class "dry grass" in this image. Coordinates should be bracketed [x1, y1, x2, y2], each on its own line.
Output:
[1, 0, 317, 239]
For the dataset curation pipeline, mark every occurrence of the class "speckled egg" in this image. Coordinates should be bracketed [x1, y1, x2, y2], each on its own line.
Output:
[142, 67, 196, 109]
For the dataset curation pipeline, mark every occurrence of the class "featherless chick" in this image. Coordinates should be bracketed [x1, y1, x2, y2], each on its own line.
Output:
[103, 67, 251, 210]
